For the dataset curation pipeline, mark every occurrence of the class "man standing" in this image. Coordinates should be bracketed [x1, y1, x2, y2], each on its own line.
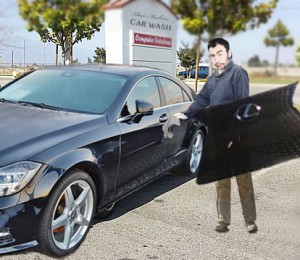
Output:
[190, 38, 257, 233]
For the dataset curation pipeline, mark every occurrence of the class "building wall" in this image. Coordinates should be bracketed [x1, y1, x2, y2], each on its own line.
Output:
[105, 9, 124, 64]
[105, 0, 178, 75]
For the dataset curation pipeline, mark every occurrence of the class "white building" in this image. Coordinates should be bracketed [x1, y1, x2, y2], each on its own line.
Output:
[103, 0, 178, 75]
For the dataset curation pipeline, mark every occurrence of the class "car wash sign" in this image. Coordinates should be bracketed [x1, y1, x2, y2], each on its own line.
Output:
[104, 0, 178, 75]
[130, 11, 173, 31]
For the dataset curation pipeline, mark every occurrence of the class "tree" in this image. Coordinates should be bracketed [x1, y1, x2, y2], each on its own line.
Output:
[261, 60, 270, 67]
[18, 0, 108, 65]
[73, 58, 80, 64]
[177, 43, 197, 77]
[264, 19, 294, 75]
[248, 55, 261, 67]
[295, 41, 300, 67]
[93, 47, 106, 64]
[170, 0, 278, 91]
[247, 55, 269, 67]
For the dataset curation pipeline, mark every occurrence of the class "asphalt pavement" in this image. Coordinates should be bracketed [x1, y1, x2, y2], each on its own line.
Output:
[5, 158, 300, 259]
[0, 76, 14, 87]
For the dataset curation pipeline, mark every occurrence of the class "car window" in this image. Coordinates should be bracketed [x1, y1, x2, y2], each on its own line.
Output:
[125, 77, 160, 115]
[158, 77, 191, 105]
[0, 69, 127, 114]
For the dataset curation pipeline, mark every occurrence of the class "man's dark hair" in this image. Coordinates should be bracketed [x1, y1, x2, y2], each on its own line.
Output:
[208, 38, 230, 52]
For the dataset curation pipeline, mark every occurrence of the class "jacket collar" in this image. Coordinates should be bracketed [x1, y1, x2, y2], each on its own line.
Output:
[214, 59, 234, 76]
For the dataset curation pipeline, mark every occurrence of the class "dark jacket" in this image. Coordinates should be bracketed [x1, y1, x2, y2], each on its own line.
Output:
[189, 59, 249, 111]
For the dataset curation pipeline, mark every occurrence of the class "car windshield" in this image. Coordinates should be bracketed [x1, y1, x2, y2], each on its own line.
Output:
[0, 69, 127, 114]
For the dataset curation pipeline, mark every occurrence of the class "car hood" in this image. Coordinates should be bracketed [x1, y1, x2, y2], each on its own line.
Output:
[0, 103, 108, 166]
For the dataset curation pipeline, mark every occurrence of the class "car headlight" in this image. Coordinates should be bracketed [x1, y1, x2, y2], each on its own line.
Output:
[0, 161, 42, 197]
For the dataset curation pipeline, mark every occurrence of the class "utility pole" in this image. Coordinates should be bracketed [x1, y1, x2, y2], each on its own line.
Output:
[44, 43, 46, 65]
[11, 50, 14, 68]
[23, 40, 26, 73]
[56, 44, 58, 65]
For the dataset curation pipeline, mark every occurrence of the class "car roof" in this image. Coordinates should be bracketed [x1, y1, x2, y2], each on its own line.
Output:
[42, 64, 169, 78]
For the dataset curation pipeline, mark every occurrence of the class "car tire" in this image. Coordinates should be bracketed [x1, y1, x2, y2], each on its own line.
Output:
[37, 169, 96, 257]
[94, 202, 116, 219]
[173, 129, 204, 176]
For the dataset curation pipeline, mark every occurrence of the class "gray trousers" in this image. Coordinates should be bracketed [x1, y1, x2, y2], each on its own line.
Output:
[216, 172, 256, 224]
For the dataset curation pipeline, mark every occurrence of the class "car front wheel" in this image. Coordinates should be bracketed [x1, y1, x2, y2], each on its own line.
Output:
[38, 169, 96, 257]
[173, 129, 204, 176]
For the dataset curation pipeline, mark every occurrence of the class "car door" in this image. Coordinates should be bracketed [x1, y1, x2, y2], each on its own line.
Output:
[157, 77, 192, 161]
[193, 82, 300, 184]
[116, 76, 170, 192]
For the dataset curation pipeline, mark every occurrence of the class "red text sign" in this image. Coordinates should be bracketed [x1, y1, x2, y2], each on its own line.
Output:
[134, 33, 172, 48]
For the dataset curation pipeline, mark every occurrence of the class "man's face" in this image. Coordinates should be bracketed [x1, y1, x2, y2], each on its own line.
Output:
[208, 44, 230, 71]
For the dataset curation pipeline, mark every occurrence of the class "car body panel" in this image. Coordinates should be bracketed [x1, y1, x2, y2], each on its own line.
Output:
[165, 102, 191, 158]
[193, 82, 300, 184]
[116, 107, 170, 189]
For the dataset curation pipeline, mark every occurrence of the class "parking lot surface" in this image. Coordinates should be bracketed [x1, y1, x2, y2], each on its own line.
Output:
[5, 158, 300, 260]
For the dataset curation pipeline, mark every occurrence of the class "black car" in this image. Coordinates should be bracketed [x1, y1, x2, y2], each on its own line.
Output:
[0, 64, 206, 256]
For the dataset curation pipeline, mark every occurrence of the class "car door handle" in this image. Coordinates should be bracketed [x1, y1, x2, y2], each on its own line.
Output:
[235, 103, 262, 121]
[159, 114, 168, 123]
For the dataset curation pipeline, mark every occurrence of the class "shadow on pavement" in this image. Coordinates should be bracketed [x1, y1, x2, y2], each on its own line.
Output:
[93, 173, 195, 224]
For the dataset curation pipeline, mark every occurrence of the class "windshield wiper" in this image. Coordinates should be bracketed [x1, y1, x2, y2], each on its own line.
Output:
[0, 98, 17, 104]
[18, 100, 60, 111]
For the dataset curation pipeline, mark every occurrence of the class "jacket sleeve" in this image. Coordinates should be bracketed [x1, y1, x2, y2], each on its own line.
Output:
[186, 82, 210, 112]
[232, 67, 249, 100]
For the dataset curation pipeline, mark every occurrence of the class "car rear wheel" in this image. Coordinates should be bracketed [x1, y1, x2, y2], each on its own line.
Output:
[38, 169, 96, 257]
[173, 129, 204, 176]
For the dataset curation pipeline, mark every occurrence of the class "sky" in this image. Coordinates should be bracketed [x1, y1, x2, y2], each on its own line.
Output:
[0, 0, 299, 66]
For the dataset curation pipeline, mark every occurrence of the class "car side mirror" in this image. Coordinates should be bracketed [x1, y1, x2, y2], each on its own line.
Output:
[132, 99, 153, 123]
